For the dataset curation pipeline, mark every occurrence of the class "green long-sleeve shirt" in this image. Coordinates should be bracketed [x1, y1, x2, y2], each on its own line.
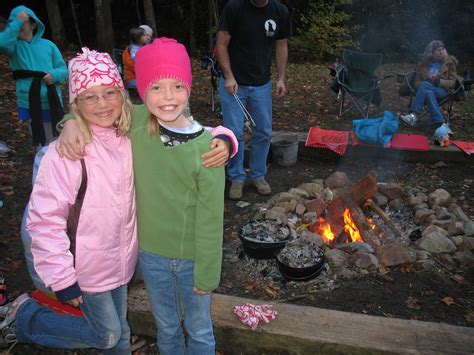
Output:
[130, 105, 225, 291]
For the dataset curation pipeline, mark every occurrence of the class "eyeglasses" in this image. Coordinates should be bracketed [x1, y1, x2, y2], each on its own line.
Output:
[78, 88, 121, 105]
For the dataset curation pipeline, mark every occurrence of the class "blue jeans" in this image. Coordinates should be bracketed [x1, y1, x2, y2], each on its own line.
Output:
[219, 78, 272, 182]
[15, 285, 130, 354]
[139, 250, 215, 355]
[410, 81, 448, 124]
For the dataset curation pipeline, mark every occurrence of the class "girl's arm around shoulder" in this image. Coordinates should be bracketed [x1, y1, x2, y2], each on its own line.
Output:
[202, 125, 238, 168]
[206, 125, 238, 159]
[27, 144, 83, 297]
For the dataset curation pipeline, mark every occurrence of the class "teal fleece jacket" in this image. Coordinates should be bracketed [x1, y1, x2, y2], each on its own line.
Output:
[0, 6, 68, 110]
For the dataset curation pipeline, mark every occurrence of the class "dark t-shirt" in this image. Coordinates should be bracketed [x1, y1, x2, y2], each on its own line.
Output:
[218, 0, 292, 86]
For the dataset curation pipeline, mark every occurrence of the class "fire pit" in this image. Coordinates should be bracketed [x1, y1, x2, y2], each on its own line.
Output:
[276, 242, 325, 281]
[239, 220, 291, 259]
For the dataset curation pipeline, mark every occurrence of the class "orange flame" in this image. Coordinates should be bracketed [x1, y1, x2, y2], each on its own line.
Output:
[342, 208, 363, 242]
[314, 216, 335, 243]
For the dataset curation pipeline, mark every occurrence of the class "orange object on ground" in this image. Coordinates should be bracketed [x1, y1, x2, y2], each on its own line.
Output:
[451, 140, 474, 155]
[30, 290, 83, 317]
[305, 127, 350, 155]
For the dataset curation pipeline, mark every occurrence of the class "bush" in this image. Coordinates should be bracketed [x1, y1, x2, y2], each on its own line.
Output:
[289, 0, 360, 62]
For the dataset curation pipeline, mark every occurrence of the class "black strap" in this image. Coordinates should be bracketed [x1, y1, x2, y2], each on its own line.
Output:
[12, 70, 64, 146]
[66, 159, 87, 260]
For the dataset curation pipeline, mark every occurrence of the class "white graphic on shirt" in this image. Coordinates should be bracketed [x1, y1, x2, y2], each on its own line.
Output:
[265, 20, 276, 37]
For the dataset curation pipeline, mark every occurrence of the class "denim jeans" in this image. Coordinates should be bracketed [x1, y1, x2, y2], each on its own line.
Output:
[410, 81, 448, 124]
[139, 250, 215, 355]
[219, 78, 272, 182]
[15, 285, 130, 354]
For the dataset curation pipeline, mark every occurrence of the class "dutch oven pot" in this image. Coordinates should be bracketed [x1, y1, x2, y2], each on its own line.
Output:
[238, 233, 289, 259]
[239, 221, 291, 259]
[275, 243, 325, 281]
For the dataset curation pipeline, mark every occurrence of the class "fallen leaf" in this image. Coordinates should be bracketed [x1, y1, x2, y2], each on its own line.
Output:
[378, 265, 390, 275]
[441, 296, 455, 306]
[405, 296, 422, 310]
[244, 280, 256, 292]
[264, 286, 278, 299]
[465, 309, 474, 322]
[400, 263, 414, 273]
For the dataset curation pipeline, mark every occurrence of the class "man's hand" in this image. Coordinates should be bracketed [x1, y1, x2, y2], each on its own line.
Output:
[274, 79, 287, 98]
[56, 120, 86, 160]
[224, 77, 238, 95]
[43, 73, 53, 85]
[201, 138, 230, 168]
[65, 295, 83, 307]
[17, 10, 29, 23]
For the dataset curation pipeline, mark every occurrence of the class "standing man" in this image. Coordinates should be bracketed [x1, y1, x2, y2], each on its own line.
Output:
[216, 0, 292, 200]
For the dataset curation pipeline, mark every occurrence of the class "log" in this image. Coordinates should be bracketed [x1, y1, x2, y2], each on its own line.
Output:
[326, 173, 377, 223]
[366, 199, 403, 239]
[343, 196, 381, 248]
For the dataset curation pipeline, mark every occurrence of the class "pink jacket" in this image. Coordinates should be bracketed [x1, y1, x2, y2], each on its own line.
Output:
[27, 125, 138, 294]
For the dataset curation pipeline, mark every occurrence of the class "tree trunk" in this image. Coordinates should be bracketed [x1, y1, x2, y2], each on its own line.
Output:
[143, 0, 157, 35]
[45, 0, 67, 49]
[189, 0, 196, 55]
[94, 0, 114, 53]
[69, 0, 83, 47]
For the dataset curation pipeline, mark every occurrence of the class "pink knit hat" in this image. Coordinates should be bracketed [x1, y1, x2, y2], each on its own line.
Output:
[135, 37, 192, 100]
[68, 47, 124, 103]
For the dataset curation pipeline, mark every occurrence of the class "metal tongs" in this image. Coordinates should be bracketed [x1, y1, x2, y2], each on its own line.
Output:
[233, 93, 256, 128]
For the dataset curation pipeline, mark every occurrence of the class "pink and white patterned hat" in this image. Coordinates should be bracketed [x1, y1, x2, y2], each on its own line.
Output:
[68, 47, 124, 103]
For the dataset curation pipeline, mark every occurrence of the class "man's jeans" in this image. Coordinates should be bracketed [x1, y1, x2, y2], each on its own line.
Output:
[219, 78, 272, 182]
[139, 250, 215, 355]
[410, 81, 448, 124]
[15, 285, 130, 354]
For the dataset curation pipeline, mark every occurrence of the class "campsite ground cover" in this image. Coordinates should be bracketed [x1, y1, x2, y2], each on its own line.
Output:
[0, 55, 473, 353]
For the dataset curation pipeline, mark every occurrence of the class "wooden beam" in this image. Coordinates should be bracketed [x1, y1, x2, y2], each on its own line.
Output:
[127, 284, 474, 354]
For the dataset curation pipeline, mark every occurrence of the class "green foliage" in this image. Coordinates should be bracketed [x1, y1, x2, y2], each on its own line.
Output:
[289, 0, 360, 62]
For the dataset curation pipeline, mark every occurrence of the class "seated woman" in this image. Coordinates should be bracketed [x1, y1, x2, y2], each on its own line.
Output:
[400, 40, 459, 133]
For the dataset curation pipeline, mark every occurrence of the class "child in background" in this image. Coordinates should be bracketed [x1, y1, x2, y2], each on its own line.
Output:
[0, 6, 68, 150]
[0, 48, 138, 353]
[134, 37, 224, 355]
[139, 24, 153, 43]
[123, 27, 148, 102]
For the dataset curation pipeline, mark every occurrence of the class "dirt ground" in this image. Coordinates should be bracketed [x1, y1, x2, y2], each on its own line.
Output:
[0, 54, 473, 353]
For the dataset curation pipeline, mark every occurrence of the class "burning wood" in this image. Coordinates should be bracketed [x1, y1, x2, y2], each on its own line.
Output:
[310, 173, 381, 248]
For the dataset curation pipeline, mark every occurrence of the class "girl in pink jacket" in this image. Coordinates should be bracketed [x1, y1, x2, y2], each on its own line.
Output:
[0, 48, 138, 353]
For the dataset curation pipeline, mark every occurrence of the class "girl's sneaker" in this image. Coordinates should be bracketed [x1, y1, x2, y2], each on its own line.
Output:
[0, 325, 17, 351]
[0, 293, 30, 330]
[399, 113, 418, 127]
[0, 142, 13, 158]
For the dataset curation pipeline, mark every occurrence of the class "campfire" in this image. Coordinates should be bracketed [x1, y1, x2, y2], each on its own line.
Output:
[237, 169, 473, 281]
[306, 173, 388, 248]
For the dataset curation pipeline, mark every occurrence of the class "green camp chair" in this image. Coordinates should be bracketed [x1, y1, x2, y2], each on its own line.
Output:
[334, 49, 386, 118]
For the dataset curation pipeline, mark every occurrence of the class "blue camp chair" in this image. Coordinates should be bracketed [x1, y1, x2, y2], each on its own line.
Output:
[333, 49, 388, 118]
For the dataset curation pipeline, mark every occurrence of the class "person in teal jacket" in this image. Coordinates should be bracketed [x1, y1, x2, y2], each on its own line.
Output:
[0, 5, 68, 149]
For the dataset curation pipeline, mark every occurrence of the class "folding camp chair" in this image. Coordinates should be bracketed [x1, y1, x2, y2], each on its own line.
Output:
[397, 71, 471, 123]
[112, 48, 124, 80]
[201, 53, 221, 112]
[333, 49, 387, 118]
